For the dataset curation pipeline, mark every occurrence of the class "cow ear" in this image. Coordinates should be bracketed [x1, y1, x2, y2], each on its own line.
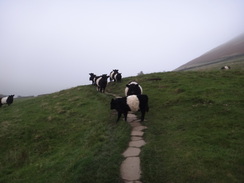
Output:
[126, 84, 129, 87]
[136, 84, 139, 86]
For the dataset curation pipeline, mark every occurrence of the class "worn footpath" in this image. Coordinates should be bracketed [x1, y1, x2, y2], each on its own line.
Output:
[105, 92, 147, 182]
[120, 113, 147, 183]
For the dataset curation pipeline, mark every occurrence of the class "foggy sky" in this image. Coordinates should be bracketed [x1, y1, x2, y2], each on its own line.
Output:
[1, 0, 244, 96]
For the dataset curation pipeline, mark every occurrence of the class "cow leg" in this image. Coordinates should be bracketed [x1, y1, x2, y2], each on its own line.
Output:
[141, 110, 145, 122]
[117, 112, 122, 122]
[124, 111, 128, 121]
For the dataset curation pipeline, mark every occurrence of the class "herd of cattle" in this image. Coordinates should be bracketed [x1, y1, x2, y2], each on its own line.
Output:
[1, 66, 232, 121]
[90, 69, 149, 122]
[1, 69, 149, 122]
[89, 69, 122, 93]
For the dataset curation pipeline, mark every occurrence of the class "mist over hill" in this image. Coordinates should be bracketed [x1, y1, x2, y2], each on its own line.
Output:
[175, 33, 244, 71]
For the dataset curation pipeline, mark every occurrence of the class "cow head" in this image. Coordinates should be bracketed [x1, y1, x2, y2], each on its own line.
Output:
[7, 95, 14, 104]
[126, 84, 141, 95]
[89, 73, 96, 81]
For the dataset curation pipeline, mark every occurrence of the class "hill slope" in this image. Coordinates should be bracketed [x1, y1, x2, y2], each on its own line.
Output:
[107, 70, 244, 182]
[0, 85, 130, 183]
[175, 33, 244, 71]
[1, 70, 244, 182]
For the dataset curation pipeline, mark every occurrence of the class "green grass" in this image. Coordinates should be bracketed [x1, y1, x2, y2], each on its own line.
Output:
[1, 70, 243, 183]
[0, 85, 130, 183]
[108, 70, 244, 183]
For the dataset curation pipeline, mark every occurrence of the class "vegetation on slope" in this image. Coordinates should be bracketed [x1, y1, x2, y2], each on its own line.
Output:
[0, 86, 130, 183]
[1, 70, 243, 183]
[108, 70, 244, 183]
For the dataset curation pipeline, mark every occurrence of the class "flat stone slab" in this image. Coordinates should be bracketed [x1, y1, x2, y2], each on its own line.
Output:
[127, 118, 137, 123]
[129, 140, 146, 148]
[131, 130, 144, 137]
[124, 181, 142, 183]
[127, 114, 137, 122]
[127, 113, 137, 118]
[133, 126, 148, 131]
[129, 121, 142, 127]
[120, 157, 141, 181]
[123, 147, 141, 157]
[131, 136, 143, 141]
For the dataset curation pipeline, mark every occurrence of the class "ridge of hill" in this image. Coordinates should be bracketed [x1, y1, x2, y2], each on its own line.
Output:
[175, 33, 244, 71]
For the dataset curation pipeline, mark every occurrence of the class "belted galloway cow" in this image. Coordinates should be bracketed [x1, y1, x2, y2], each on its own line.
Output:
[110, 94, 149, 122]
[0, 95, 15, 107]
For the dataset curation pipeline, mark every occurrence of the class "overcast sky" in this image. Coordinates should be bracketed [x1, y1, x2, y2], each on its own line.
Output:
[1, 0, 244, 96]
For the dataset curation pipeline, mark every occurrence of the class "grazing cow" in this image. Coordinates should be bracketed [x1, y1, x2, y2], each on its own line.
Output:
[89, 73, 96, 85]
[125, 81, 143, 96]
[110, 94, 149, 122]
[109, 69, 119, 82]
[96, 74, 109, 93]
[0, 95, 15, 107]
[221, 65, 231, 70]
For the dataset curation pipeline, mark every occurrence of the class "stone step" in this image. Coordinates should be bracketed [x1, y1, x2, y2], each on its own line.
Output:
[120, 157, 141, 181]
[131, 136, 143, 141]
[131, 130, 144, 137]
[123, 147, 141, 157]
[129, 140, 146, 148]
[119, 105, 147, 183]
[133, 126, 148, 131]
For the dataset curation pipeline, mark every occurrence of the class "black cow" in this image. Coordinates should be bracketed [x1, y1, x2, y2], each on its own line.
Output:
[96, 74, 109, 93]
[109, 69, 119, 82]
[125, 81, 143, 96]
[89, 73, 96, 85]
[114, 72, 122, 82]
[110, 94, 149, 122]
[0, 95, 15, 107]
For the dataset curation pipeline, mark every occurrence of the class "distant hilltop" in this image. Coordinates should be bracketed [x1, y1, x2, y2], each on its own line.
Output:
[175, 33, 244, 71]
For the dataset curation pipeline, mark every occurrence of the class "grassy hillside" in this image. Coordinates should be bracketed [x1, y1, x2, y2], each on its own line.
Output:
[108, 70, 244, 183]
[0, 86, 130, 183]
[1, 70, 243, 183]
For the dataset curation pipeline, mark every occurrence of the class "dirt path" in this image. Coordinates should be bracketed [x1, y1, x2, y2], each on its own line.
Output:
[106, 92, 147, 182]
